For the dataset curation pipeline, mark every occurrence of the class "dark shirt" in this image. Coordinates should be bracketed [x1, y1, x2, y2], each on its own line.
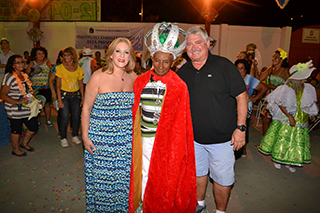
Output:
[177, 52, 246, 144]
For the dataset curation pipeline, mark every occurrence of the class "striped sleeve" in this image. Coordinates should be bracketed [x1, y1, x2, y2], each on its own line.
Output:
[3, 73, 31, 119]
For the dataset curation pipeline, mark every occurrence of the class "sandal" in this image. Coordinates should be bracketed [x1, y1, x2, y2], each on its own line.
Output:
[12, 151, 27, 157]
[20, 145, 35, 152]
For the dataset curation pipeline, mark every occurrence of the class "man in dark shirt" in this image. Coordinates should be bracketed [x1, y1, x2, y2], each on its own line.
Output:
[177, 26, 248, 213]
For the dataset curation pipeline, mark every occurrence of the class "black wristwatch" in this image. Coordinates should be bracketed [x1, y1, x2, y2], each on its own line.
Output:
[236, 125, 247, 132]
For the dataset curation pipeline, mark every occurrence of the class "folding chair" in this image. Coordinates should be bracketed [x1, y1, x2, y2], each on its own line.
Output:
[309, 115, 320, 133]
[256, 98, 267, 127]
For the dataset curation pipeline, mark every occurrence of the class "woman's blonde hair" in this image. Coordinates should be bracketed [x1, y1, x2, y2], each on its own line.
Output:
[62, 46, 78, 64]
[102, 38, 136, 74]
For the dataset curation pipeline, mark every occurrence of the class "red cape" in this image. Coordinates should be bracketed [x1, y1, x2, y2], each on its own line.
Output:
[129, 70, 197, 212]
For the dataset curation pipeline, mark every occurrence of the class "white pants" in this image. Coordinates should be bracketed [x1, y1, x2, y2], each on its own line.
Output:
[141, 137, 155, 200]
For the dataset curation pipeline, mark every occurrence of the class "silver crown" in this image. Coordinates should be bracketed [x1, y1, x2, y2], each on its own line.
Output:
[144, 22, 186, 59]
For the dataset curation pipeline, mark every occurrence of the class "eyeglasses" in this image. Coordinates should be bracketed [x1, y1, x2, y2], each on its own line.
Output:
[13, 61, 25, 64]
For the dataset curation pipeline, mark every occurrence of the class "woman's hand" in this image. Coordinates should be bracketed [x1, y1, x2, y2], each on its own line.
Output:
[58, 99, 64, 109]
[18, 97, 29, 105]
[83, 137, 96, 155]
[51, 91, 57, 101]
[267, 84, 277, 90]
[288, 114, 296, 127]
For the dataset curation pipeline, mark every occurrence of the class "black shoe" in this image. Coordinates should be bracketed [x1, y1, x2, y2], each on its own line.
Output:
[195, 204, 207, 213]
[20, 145, 35, 152]
[12, 151, 27, 157]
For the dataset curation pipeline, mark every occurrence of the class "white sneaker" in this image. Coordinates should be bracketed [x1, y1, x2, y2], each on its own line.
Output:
[60, 138, 69, 148]
[285, 165, 296, 173]
[72, 136, 81, 144]
[274, 162, 281, 169]
[46, 120, 53, 127]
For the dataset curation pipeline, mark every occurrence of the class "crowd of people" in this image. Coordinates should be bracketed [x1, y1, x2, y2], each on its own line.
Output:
[0, 21, 319, 213]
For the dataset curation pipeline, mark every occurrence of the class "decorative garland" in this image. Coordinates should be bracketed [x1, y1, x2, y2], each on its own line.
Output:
[12, 72, 34, 97]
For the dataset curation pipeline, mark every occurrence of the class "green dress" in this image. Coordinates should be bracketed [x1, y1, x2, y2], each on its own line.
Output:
[258, 83, 318, 166]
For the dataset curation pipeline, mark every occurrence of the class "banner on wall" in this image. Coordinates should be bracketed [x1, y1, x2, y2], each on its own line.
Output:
[75, 26, 144, 50]
[302, 28, 320, 44]
[0, 0, 100, 21]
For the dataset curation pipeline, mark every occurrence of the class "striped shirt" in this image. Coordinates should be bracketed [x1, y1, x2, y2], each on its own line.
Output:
[140, 79, 166, 137]
[2, 73, 31, 119]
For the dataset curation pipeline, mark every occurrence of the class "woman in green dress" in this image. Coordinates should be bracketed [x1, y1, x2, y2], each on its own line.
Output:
[258, 60, 318, 172]
[256, 48, 290, 134]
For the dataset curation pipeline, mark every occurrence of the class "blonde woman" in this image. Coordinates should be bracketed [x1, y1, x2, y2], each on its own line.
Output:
[56, 46, 84, 147]
[82, 38, 136, 212]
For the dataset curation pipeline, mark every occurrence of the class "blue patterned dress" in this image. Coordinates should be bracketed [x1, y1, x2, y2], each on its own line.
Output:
[84, 92, 134, 213]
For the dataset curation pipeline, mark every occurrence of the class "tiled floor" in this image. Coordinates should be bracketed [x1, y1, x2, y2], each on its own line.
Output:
[1, 113, 320, 213]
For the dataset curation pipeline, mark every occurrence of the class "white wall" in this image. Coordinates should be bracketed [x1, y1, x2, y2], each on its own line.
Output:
[215, 24, 292, 68]
[0, 21, 291, 68]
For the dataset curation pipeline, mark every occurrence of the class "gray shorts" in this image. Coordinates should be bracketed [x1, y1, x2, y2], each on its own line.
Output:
[194, 141, 235, 186]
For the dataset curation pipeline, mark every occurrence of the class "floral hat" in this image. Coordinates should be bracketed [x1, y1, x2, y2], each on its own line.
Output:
[82, 47, 92, 56]
[289, 60, 316, 80]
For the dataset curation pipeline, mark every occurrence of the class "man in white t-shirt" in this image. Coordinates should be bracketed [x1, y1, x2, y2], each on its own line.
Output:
[78, 47, 97, 91]
[0, 38, 14, 90]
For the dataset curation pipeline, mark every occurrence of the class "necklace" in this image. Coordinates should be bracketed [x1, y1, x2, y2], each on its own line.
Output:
[121, 71, 125, 81]
[12, 72, 33, 97]
[151, 81, 166, 125]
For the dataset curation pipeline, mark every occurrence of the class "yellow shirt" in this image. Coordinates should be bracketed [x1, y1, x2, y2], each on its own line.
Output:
[55, 64, 84, 92]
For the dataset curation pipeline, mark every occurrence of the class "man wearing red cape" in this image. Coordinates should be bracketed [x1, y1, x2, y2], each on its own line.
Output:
[129, 22, 197, 213]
